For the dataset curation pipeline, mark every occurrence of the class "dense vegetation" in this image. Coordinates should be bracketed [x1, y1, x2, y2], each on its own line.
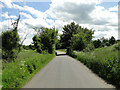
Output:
[33, 27, 58, 54]
[2, 50, 55, 88]
[56, 22, 119, 88]
[1, 16, 57, 88]
[59, 22, 94, 50]
[1, 18, 119, 89]
[69, 43, 120, 88]
[1, 16, 21, 62]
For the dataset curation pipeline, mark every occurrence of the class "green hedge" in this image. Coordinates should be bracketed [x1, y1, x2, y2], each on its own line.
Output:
[70, 44, 120, 88]
[2, 50, 55, 88]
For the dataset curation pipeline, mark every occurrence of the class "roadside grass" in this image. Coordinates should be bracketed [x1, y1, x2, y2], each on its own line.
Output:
[70, 43, 120, 88]
[2, 50, 55, 88]
[57, 49, 66, 53]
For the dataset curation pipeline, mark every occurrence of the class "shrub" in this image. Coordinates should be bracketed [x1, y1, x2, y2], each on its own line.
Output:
[2, 29, 20, 62]
[70, 45, 120, 88]
[83, 43, 95, 52]
[113, 43, 120, 51]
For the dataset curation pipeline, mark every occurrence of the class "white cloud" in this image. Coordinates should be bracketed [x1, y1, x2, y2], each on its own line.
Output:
[1, 0, 13, 8]
[20, 12, 33, 19]
[109, 5, 118, 11]
[23, 6, 45, 18]
[1, 12, 17, 19]
[12, 3, 24, 10]
[46, 0, 118, 40]
[1, 0, 118, 45]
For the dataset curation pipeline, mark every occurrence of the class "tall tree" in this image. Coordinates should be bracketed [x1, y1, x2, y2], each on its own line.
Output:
[109, 36, 116, 45]
[61, 22, 94, 49]
[61, 22, 79, 48]
[93, 39, 102, 48]
[33, 27, 58, 54]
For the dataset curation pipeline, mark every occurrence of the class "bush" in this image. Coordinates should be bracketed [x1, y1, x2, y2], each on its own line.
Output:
[113, 43, 120, 51]
[70, 45, 120, 88]
[2, 29, 20, 62]
[83, 43, 95, 52]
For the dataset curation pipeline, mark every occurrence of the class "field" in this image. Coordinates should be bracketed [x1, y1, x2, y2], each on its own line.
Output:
[2, 50, 55, 88]
[70, 43, 120, 88]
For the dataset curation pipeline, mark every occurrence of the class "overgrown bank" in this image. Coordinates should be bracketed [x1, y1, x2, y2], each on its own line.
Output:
[69, 44, 120, 88]
[2, 50, 55, 88]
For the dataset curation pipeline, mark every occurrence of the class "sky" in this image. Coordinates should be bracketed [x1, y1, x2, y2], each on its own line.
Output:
[0, 0, 119, 45]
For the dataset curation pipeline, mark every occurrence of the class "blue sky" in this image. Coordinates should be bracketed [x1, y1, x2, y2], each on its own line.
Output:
[0, 0, 118, 45]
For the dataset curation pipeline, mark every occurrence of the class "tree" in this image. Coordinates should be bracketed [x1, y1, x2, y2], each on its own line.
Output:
[33, 27, 58, 54]
[56, 38, 62, 50]
[109, 36, 116, 45]
[93, 39, 102, 48]
[2, 15, 20, 62]
[71, 33, 87, 51]
[61, 22, 79, 48]
[2, 29, 20, 62]
[100, 37, 110, 47]
[61, 22, 94, 49]
[33, 35, 42, 53]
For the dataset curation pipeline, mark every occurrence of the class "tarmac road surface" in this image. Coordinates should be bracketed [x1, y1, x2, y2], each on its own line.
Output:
[23, 51, 115, 88]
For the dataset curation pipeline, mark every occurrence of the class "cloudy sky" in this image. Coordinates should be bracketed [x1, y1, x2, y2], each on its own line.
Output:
[0, 0, 119, 45]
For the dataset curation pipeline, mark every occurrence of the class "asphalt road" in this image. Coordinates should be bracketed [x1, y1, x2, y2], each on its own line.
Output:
[23, 51, 115, 88]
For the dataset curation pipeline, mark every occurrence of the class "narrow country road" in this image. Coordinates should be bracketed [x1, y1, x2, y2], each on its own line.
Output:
[23, 51, 115, 88]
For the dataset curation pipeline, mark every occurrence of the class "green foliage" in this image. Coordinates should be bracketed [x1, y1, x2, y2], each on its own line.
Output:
[93, 39, 102, 48]
[66, 47, 73, 55]
[61, 22, 94, 50]
[71, 32, 88, 51]
[83, 43, 95, 52]
[70, 44, 120, 87]
[33, 27, 58, 54]
[113, 43, 120, 51]
[33, 35, 42, 53]
[2, 29, 20, 61]
[2, 50, 55, 88]
[100, 37, 109, 47]
[29, 44, 35, 50]
[109, 36, 116, 45]
[93, 36, 116, 49]
[61, 22, 79, 48]
[22, 45, 35, 50]
[56, 38, 62, 50]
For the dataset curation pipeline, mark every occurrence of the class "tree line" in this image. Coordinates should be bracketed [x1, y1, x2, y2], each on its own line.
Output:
[1, 17, 117, 62]
[56, 22, 117, 54]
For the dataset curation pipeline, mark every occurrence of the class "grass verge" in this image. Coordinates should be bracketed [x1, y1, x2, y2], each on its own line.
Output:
[70, 44, 120, 88]
[2, 50, 55, 88]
